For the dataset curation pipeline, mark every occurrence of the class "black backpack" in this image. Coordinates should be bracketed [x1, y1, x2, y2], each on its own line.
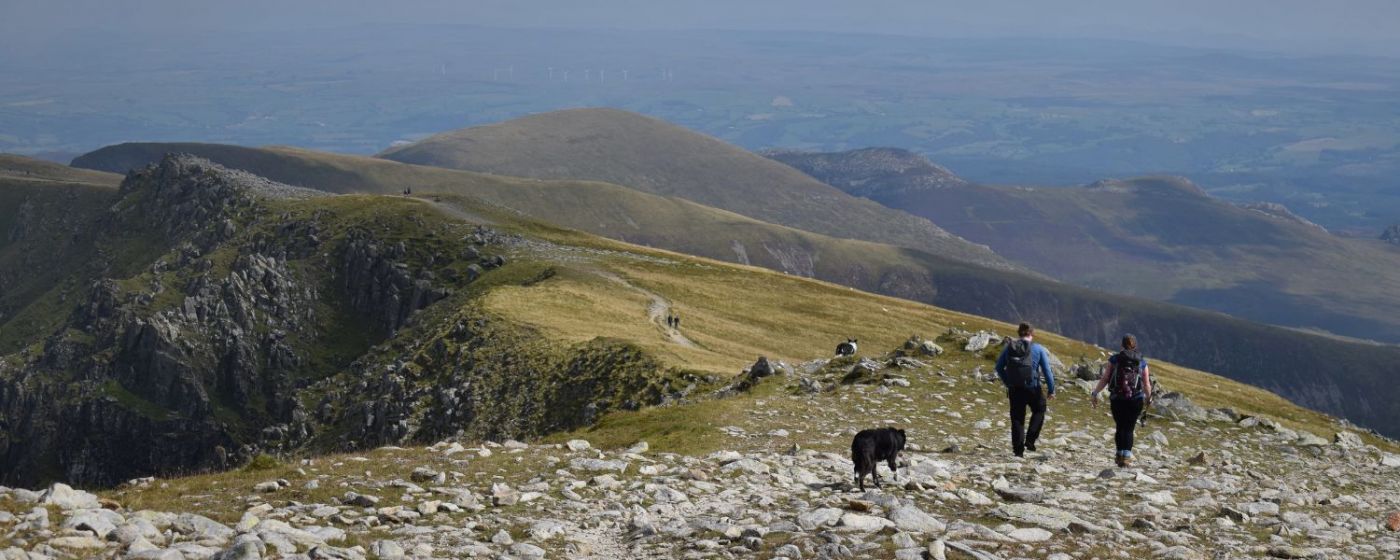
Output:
[1005, 339, 1035, 387]
[1110, 350, 1145, 399]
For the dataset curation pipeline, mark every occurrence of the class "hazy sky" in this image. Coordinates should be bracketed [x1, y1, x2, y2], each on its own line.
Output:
[3, 0, 1399, 56]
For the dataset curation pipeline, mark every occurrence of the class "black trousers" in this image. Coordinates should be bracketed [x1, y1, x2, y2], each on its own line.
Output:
[1008, 386, 1046, 455]
[1110, 397, 1145, 454]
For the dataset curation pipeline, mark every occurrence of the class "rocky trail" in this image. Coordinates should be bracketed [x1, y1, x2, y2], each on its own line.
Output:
[1, 334, 1397, 560]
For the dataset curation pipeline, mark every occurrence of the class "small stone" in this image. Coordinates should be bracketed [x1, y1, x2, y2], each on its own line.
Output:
[491, 529, 513, 545]
[566, 439, 592, 451]
[409, 467, 440, 483]
[1386, 511, 1400, 532]
[342, 492, 380, 507]
[253, 481, 280, 493]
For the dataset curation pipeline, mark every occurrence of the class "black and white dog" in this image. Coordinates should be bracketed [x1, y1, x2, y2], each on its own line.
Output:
[835, 338, 858, 357]
[851, 427, 906, 491]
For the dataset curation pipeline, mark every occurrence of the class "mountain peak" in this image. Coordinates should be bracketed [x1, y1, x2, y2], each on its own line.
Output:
[377, 109, 1012, 270]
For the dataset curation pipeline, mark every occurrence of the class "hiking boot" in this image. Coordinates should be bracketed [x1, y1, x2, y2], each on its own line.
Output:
[1121, 455, 1134, 468]
[1114, 455, 1126, 468]
[1025, 442, 1037, 452]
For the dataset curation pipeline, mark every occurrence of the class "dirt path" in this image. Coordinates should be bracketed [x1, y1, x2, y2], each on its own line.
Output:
[411, 195, 497, 225]
[593, 271, 697, 348]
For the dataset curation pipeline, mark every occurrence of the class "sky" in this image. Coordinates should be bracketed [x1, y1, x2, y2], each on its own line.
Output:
[3, 0, 1399, 57]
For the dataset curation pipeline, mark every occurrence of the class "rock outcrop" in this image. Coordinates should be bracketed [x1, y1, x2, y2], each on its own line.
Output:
[0, 155, 690, 487]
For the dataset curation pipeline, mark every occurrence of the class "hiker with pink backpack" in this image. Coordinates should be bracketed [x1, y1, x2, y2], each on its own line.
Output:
[1090, 334, 1153, 467]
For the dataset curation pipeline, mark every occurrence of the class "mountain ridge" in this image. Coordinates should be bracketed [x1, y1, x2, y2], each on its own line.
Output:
[63, 145, 1400, 438]
[769, 147, 1400, 346]
[374, 108, 1013, 271]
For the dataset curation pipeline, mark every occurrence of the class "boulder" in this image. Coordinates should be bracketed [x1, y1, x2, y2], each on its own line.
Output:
[887, 504, 945, 534]
[1333, 431, 1364, 449]
[964, 331, 995, 352]
[747, 356, 776, 378]
[995, 487, 1045, 503]
[60, 508, 124, 539]
[1152, 392, 1208, 421]
[838, 512, 894, 532]
[797, 508, 844, 530]
[41, 483, 101, 510]
[566, 439, 592, 452]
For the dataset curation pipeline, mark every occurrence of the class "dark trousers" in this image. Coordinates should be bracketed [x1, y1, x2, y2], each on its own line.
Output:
[1008, 386, 1046, 455]
[1110, 397, 1145, 455]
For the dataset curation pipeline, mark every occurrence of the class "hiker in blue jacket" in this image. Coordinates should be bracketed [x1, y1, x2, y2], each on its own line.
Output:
[995, 322, 1057, 457]
[1091, 334, 1153, 467]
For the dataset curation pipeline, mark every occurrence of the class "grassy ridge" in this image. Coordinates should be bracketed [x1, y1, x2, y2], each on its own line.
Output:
[62, 147, 1400, 436]
[375, 108, 1010, 268]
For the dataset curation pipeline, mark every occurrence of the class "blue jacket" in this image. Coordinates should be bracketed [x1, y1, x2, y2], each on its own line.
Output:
[995, 339, 1056, 394]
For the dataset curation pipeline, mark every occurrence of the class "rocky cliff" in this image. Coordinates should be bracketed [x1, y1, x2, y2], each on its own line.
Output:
[0, 156, 690, 487]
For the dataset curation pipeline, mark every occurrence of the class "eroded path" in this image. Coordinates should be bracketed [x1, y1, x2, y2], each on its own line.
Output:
[593, 270, 697, 348]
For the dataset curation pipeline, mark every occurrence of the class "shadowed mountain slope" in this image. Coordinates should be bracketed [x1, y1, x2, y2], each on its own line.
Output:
[770, 147, 1400, 344]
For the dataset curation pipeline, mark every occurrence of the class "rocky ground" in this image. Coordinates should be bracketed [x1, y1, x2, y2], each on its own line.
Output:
[2, 338, 1398, 559]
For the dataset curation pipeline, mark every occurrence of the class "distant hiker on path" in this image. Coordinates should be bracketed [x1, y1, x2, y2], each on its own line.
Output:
[1091, 334, 1152, 467]
[995, 322, 1056, 457]
[665, 313, 674, 329]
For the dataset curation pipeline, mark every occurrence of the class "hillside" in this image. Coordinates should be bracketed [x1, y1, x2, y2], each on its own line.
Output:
[770, 148, 1400, 344]
[372, 108, 1012, 270]
[0, 158, 1397, 558]
[67, 145, 1400, 438]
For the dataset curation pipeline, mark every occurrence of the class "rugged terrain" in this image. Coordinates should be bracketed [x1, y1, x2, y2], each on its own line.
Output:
[767, 147, 1400, 345]
[0, 334, 1397, 559]
[0, 155, 694, 487]
[68, 140, 1400, 438]
[1, 154, 1398, 559]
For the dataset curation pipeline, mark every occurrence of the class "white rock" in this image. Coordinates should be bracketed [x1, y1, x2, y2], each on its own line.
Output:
[797, 508, 844, 530]
[1007, 527, 1054, 542]
[566, 439, 592, 452]
[40, 483, 101, 510]
[888, 504, 946, 534]
[838, 512, 895, 532]
[1142, 490, 1177, 506]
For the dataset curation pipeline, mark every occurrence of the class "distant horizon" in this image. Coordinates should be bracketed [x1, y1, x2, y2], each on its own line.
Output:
[3, 0, 1399, 58]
